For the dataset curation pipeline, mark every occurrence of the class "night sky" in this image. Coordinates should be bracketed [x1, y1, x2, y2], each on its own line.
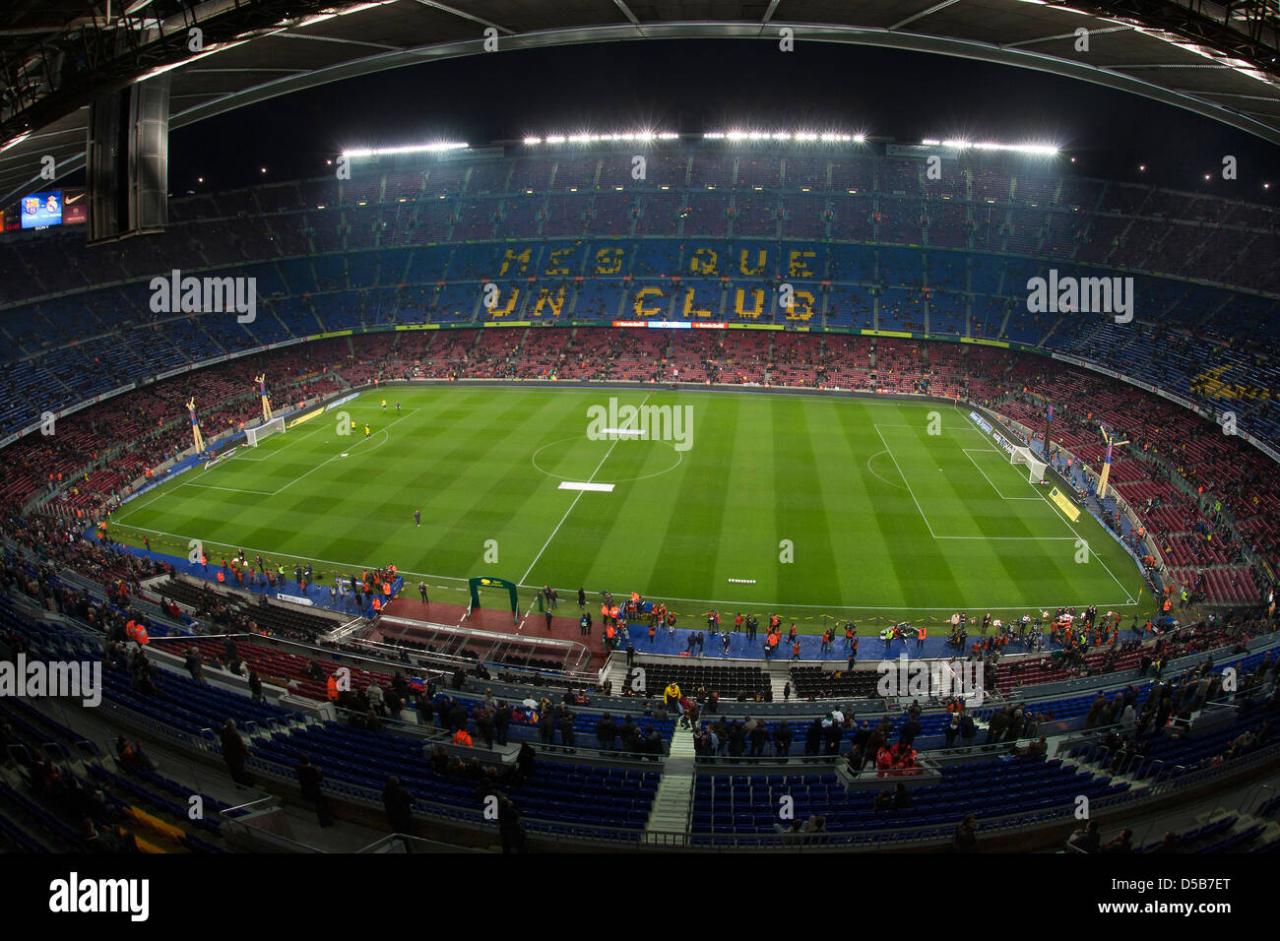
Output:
[169, 39, 1278, 200]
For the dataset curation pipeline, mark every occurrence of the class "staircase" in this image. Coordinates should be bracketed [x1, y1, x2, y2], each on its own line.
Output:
[762, 665, 793, 701]
[601, 655, 631, 694]
[644, 723, 696, 840]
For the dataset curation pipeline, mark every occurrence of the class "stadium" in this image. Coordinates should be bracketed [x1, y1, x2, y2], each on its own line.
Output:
[0, 0, 1279, 907]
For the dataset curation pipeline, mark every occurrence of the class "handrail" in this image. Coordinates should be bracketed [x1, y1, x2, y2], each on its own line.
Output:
[355, 833, 489, 854]
[695, 753, 844, 768]
[220, 795, 278, 819]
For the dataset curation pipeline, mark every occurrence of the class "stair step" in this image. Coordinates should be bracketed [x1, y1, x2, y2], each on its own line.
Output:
[644, 723, 697, 837]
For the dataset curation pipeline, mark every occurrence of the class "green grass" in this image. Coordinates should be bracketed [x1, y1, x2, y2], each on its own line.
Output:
[108, 386, 1151, 629]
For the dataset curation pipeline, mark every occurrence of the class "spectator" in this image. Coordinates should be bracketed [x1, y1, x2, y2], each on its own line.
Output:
[774, 722, 793, 758]
[295, 756, 333, 827]
[893, 782, 912, 810]
[1067, 820, 1102, 854]
[219, 719, 255, 787]
[497, 794, 525, 853]
[1103, 828, 1134, 853]
[184, 646, 204, 683]
[382, 776, 414, 834]
[596, 713, 617, 749]
[952, 814, 979, 852]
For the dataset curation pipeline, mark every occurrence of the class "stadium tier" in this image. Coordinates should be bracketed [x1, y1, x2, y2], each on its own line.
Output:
[2, 555, 1277, 854]
[3, 142, 1279, 863]
[1, 145, 1278, 451]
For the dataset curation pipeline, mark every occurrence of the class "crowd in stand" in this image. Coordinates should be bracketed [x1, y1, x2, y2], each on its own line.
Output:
[1085, 653, 1279, 776]
[4, 513, 1279, 856]
[3, 342, 349, 519]
[14, 748, 145, 854]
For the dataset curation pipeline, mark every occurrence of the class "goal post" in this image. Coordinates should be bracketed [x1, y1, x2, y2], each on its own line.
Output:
[1010, 445, 1048, 484]
[245, 416, 285, 447]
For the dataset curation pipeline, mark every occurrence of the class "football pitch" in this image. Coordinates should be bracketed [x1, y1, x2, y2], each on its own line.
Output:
[108, 386, 1149, 629]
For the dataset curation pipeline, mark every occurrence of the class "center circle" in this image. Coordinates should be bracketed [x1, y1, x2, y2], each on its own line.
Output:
[531, 434, 684, 484]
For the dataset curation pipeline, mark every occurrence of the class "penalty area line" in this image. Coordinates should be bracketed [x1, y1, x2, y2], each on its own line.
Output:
[958, 409, 1137, 605]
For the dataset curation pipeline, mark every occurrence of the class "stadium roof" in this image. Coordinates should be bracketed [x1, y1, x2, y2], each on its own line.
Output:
[2, 0, 1279, 206]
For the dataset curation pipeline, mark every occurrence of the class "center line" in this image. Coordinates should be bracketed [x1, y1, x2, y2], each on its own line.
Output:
[519, 392, 651, 585]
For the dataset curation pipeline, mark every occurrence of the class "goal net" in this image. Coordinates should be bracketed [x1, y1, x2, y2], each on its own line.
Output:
[204, 446, 237, 470]
[1010, 445, 1048, 483]
[245, 416, 285, 447]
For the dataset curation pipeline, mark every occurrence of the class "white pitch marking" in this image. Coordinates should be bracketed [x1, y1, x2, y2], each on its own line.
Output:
[873, 424, 937, 539]
[865, 449, 907, 490]
[181, 483, 277, 496]
[960, 412, 1137, 604]
[962, 448, 1045, 501]
[934, 535, 1077, 541]
[519, 392, 652, 584]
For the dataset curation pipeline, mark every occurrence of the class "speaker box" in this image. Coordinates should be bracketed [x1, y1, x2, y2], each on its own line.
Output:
[87, 77, 169, 243]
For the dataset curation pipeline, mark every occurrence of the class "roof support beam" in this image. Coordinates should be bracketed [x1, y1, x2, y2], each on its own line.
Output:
[407, 0, 513, 36]
[6, 18, 1280, 204]
[1006, 26, 1135, 48]
[145, 21, 1275, 147]
[269, 31, 401, 52]
[612, 0, 641, 27]
[890, 0, 963, 31]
